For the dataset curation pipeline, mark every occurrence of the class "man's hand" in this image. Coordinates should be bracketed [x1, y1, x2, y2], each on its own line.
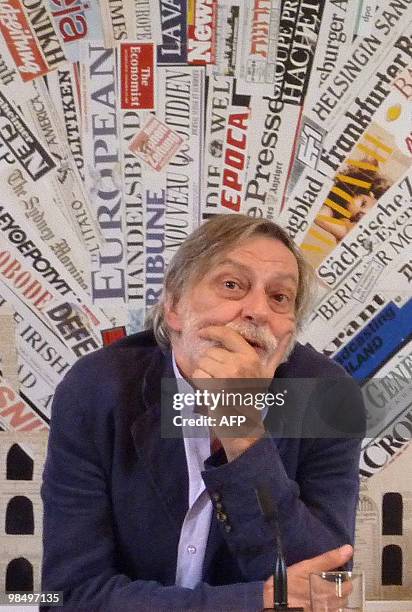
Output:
[193, 325, 292, 380]
[263, 545, 354, 611]
[191, 326, 292, 461]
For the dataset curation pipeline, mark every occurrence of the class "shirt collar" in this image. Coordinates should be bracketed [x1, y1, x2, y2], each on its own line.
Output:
[172, 351, 210, 506]
[172, 352, 197, 398]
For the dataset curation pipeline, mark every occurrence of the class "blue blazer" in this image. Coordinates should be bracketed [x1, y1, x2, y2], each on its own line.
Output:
[41, 331, 363, 611]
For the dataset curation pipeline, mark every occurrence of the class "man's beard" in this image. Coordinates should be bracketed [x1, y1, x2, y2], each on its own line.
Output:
[177, 310, 296, 373]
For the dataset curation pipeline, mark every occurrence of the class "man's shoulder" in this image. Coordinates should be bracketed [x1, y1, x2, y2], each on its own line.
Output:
[281, 341, 349, 378]
[52, 329, 169, 426]
[278, 343, 364, 438]
[63, 329, 165, 386]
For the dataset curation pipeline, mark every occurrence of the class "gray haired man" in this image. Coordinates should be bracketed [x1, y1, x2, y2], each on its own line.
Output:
[42, 214, 362, 611]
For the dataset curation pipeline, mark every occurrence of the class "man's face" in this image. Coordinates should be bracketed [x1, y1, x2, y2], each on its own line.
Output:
[165, 236, 299, 379]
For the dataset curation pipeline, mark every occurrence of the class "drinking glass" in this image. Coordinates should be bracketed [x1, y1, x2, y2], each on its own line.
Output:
[310, 571, 364, 611]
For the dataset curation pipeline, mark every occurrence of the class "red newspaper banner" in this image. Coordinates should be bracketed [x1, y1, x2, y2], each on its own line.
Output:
[188, 0, 217, 65]
[0, 376, 48, 431]
[221, 107, 251, 212]
[120, 41, 155, 110]
[0, 0, 48, 81]
[101, 326, 127, 346]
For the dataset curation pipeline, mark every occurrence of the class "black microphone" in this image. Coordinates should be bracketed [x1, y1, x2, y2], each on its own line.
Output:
[255, 485, 304, 611]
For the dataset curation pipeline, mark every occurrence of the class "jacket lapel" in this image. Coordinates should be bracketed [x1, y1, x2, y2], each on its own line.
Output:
[130, 348, 189, 533]
[128, 344, 294, 584]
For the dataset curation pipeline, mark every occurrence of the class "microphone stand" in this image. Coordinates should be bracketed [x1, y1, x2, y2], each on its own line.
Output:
[255, 485, 304, 611]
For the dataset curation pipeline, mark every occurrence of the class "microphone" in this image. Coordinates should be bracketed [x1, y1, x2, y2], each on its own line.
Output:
[255, 485, 304, 611]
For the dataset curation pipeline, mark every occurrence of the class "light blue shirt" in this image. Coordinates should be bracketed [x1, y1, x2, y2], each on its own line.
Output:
[172, 353, 269, 589]
[172, 353, 213, 589]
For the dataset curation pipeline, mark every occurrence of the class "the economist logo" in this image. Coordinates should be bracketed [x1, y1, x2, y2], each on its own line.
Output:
[120, 41, 155, 110]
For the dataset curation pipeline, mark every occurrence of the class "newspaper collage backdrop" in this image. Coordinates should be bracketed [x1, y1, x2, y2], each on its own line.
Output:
[0, 0, 411, 599]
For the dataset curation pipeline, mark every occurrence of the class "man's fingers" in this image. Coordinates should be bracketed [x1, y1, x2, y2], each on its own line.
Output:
[198, 326, 255, 354]
[192, 368, 212, 379]
[200, 346, 229, 363]
[196, 355, 226, 378]
[299, 545, 353, 573]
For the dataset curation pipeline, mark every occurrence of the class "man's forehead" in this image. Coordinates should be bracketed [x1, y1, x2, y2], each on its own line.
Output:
[221, 236, 294, 256]
[213, 256, 299, 284]
[212, 239, 299, 277]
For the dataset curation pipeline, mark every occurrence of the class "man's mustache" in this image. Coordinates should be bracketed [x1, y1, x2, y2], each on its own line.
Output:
[225, 321, 278, 354]
[185, 319, 279, 354]
[182, 315, 295, 364]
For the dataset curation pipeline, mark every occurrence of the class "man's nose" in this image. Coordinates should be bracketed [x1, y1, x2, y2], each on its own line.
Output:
[240, 288, 271, 325]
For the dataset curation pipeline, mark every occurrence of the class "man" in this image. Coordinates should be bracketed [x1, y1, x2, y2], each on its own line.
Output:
[41, 215, 363, 611]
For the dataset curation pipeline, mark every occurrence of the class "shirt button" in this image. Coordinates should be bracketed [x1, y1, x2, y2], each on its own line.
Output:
[187, 544, 197, 554]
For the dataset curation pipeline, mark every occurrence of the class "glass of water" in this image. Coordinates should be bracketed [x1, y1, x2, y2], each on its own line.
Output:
[310, 571, 364, 611]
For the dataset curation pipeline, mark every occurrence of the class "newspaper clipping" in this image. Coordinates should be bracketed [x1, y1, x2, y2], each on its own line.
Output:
[0, 0, 411, 601]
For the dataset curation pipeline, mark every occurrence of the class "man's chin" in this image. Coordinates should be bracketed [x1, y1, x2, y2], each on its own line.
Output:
[282, 335, 297, 363]
[263, 338, 296, 367]
[254, 346, 272, 363]
[183, 336, 219, 365]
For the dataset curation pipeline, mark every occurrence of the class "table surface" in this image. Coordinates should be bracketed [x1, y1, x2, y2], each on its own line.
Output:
[366, 601, 412, 612]
[0, 601, 411, 612]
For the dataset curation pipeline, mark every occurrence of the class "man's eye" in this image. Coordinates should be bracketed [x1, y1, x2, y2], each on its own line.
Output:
[224, 280, 240, 290]
[272, 293, 290, 303]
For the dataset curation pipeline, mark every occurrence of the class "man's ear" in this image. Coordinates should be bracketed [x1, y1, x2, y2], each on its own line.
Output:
[164, 293, 183, 332]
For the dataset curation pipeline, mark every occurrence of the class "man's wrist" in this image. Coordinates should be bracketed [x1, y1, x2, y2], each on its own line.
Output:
[223, 435, 263, 462]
